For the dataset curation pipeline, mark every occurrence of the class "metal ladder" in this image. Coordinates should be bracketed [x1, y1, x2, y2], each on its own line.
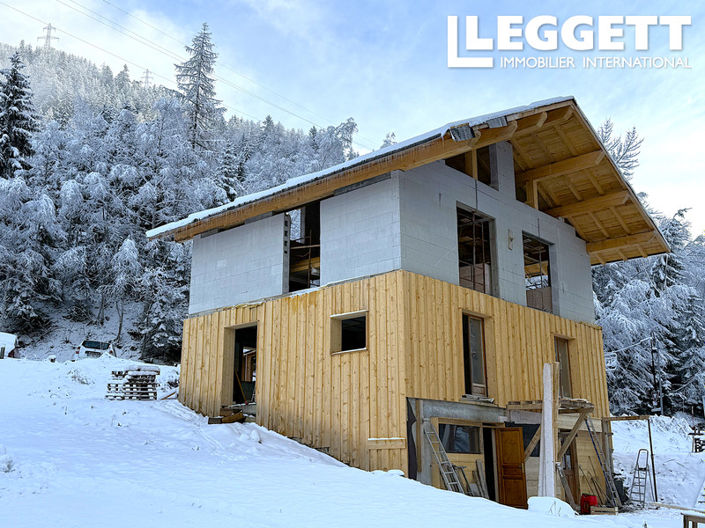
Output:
[585, 417, 622, 508]
[422, 420, 465, 494]
[629, 449, 651, 507]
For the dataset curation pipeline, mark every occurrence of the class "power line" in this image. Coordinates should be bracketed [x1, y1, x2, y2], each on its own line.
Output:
[0, 2, 260, 121]
[37, 23, 59, 49]
[89, 0, 379, 149]
[98, 0, 344, 124]
[3, 1, 377, 150]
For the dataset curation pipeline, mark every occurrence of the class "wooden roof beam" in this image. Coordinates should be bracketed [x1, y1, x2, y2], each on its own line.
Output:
[514, 111, 548, 135]
[472, 120, 519, 148]
[586, 231, 655, 254]
[544, 190, 630, 218]
[518, 150, 605, 185]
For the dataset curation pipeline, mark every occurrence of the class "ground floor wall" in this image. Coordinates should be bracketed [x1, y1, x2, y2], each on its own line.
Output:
[179, 269, 611, 484]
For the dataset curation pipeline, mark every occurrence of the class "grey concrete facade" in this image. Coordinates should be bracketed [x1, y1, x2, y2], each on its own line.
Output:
[396, 141, 594, 323]
[188, 213, 288, 315]
[187, 141, 595, 323]
[319, 176, 402, 285]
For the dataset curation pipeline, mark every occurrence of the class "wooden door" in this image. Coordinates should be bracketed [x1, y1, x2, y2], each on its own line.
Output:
[495, 428, 528, 509]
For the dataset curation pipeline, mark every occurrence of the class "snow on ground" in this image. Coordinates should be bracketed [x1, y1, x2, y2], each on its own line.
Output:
[612, 414, 705, 508]
[0, 357, 695, 527]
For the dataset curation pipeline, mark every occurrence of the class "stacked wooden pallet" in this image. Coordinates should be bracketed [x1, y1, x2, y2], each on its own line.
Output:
[106, 365, 160, 400]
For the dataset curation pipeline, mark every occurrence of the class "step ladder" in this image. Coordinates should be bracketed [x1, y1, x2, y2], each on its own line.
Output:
[585, 417, 622, 508]
[422, 419, 466, 494]
[629, 449, 651, 507]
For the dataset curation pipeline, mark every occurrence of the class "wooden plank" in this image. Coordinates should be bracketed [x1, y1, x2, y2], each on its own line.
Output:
[586, 231, 656, 254]
[524, 425, 541, 462]
[367, 438, 406, 450]
[557, 410, 590, 460]
[544, 191, 629, 218]
[517, 150, 605, 185]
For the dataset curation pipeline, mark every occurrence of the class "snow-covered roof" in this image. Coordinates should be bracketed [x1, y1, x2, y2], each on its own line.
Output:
[146, 96, 573, 240]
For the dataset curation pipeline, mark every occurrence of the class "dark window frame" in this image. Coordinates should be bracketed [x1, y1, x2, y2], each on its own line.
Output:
[554, 336, 573, 398]
[522, 232, 553, 313]
[462, 313, 488, 397]
[437, 422, 483, 454]
[457, 207, 495, 295]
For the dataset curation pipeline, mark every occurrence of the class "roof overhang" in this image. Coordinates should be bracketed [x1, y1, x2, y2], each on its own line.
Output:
[147, 97, 668, 265]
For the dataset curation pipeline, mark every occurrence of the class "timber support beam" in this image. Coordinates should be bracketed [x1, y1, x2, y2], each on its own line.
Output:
[518, 150, 605, 186]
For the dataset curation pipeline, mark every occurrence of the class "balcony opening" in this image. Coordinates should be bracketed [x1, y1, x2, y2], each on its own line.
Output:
[457, 207, 493, 294]
[523, 233, 552, 312]
[444, 146, 492, 187]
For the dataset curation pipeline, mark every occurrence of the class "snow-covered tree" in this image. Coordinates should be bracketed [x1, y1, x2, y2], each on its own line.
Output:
[0, 52, 39, 178]
[175, 23, 223, 149]
[597, 119, 643, 180]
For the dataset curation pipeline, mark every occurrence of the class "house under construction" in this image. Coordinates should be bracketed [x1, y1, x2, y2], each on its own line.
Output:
[147, 96, 668, 509]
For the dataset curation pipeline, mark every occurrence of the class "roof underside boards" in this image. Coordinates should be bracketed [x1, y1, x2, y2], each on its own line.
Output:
[146, 96, 668, 266]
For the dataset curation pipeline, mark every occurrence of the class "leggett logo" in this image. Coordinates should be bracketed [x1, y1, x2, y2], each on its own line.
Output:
[448, 15, 692, 69]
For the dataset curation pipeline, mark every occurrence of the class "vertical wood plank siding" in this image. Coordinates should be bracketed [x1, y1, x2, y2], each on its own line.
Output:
[178, 270, 609, 475]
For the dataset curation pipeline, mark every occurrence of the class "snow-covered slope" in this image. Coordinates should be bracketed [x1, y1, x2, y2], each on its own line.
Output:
[17, 303, 145, 362]
[612, 414, 705, 507]
[0, 357, 692, 527]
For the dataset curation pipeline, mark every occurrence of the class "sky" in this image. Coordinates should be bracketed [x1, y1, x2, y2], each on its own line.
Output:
[0, 0, 703, 235]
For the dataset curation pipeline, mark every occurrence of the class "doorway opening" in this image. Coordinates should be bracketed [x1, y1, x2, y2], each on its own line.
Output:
[233, 325, 257, 404]
[288, 201, 321, 292]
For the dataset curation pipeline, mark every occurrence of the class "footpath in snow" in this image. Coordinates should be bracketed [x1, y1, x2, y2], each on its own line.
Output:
[0, 356, 697, 527]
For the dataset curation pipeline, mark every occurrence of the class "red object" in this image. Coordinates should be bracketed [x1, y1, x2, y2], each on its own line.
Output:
[580, 494, 598, 514]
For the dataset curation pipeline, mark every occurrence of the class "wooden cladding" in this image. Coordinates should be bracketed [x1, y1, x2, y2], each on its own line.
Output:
[178, 269, 610, 475]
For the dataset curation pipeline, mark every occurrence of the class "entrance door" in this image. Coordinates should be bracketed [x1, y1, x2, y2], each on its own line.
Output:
[495, 427, 528, 509]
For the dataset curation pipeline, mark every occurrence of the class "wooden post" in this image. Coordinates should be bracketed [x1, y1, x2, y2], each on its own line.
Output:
[538, 362, 558, 497]
[647, 417, 658, 501]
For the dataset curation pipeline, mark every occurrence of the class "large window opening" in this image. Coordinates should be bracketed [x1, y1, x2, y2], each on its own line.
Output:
[457, 208, 493, 294]
[523, 233, 552, 312]
[444, 146, 492, 187]
[554, 337, 572, 398]
[233, 325, 257, 404]
[331, 312, 367, 353]
[438, 423, 482, 454]
[288, 201, 321, 292]
[462, 314, 487, 396]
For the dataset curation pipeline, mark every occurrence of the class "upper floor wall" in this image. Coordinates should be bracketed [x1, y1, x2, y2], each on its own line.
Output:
[188, 142, 595, 323]
[189, 213, 288, 314]
[397, 141, 594, 323]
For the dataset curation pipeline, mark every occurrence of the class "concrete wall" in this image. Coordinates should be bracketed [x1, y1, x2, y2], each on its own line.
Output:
[397, 141, 595, 323]
[188, 213, 287, 315]
[186, 141, 594, 323]
[319, 176, 402, 285]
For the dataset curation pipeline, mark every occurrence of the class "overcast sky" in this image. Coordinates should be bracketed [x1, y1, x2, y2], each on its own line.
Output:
[1, 0, 703, 236]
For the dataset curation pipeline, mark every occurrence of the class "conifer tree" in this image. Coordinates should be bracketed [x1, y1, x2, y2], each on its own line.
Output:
[175, 23, 223, 149]
[0, 52, 39, 177]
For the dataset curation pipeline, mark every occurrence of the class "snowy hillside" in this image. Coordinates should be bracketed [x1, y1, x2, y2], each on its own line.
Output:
[612, 414, 705, 507]
[0, 357, 697, 528]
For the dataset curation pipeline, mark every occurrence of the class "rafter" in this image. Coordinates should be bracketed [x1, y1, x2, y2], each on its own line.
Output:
[518, 150, 605, 185]
[586, 231, 655, 254]
[543, 191, 629, 218]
